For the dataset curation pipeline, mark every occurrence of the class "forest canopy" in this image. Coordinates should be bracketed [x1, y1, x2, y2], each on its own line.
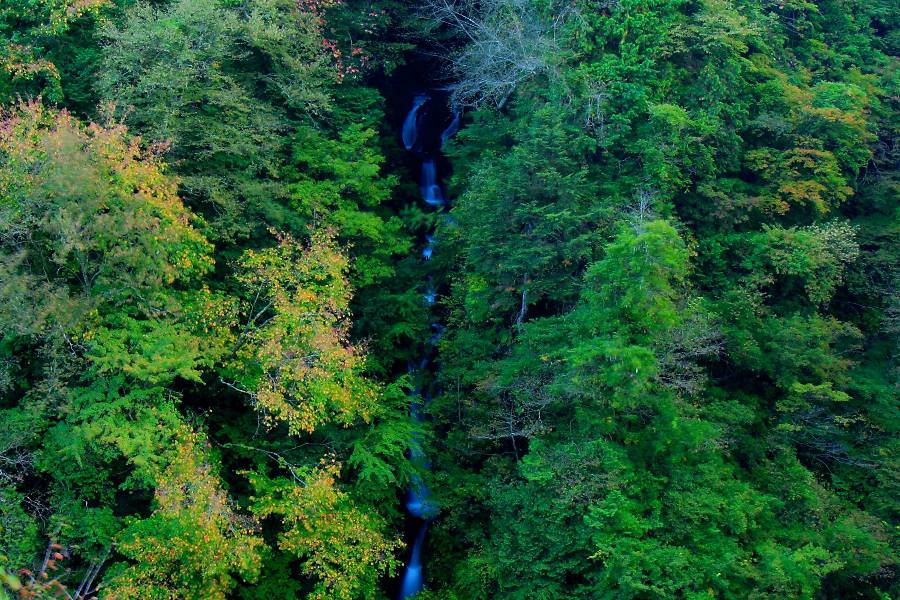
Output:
[0, 1, 897, 599]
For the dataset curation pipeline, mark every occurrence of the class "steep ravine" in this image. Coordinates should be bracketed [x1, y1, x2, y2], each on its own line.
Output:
[396, 90, 460, 599]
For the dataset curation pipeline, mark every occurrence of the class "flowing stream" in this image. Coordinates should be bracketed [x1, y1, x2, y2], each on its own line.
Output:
[402, 94, 429, 151]
[397, 92, 459, 600]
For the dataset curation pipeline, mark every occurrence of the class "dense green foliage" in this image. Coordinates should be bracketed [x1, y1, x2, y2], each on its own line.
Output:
[0, 0, 896, 599]
[424, 1, 899, 598]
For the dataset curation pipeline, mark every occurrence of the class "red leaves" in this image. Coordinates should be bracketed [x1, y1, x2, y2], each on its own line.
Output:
[299, 0, 369, 83]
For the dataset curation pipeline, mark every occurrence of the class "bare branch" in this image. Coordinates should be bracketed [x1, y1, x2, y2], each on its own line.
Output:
[418, 0, 571, 108]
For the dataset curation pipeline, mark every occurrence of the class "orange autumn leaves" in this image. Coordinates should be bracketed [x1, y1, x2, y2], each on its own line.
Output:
[1, 102, 393, 598]
[249, 459, 401, 600]
[231, 229, 378, 435]
[1, 101, 377, 438]
[108, 429, 264, 600]
[0, 101, 213, 308]
[1, 1, 113, 101]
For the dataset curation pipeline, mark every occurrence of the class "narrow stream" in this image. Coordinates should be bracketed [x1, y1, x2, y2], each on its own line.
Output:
[397, 92, 460, 600]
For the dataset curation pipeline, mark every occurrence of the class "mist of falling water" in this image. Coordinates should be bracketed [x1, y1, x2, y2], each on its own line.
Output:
[402, 95, 429, 151]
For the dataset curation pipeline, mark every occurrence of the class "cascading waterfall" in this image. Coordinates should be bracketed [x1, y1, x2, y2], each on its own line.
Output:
[420, 159, 445, 206]
[422, 235, 435, 260]
[399, 524, 429, 600]
[440, 109, 461, 148]
[397, 92, 460, 600]
[423, 276, 437, 305]
[402, 94, 429, 151]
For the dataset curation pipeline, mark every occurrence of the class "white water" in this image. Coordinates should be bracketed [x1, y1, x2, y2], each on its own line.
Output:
[402, 95, 429, 150]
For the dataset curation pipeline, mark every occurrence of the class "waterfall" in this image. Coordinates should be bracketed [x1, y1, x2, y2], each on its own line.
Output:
[397, 92, 460, 600]
[420, 160, 445, 206]
[405, 475, 436, 519]
[440, 110, 461, 148]
[423, 275, 436, 305]
[428, 323, 444, 345]
[402, 94, 429, 151]
[399, 523, 429, 599]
